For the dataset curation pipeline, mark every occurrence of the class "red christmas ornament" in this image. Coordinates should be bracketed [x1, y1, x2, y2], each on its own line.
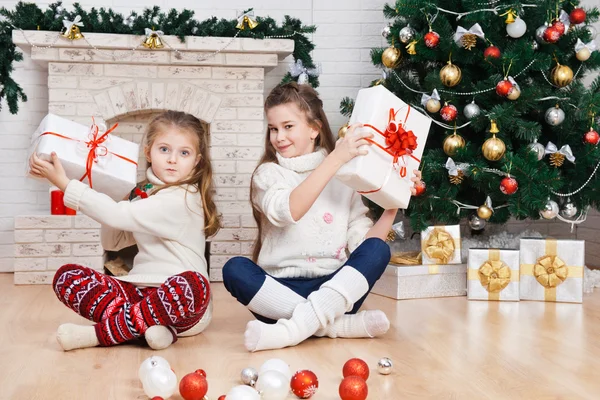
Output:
[291, 370, 319, 399]
[194, 369, 207, 378]
[151, 398, 164, 400]
[218, 396, 226, 400]
[424, 31, 440, 48]
[440, 103, 458, 122]
[483, 45, 501, 59]
[500, 176, 518, 195]
[339, 376, 368, 400]
[552, 20, 566, 35]
[496, 79, 513, 97]
[179, 371, 208, 400]
[543, 26, 561, 43]
[569, 8, 587, 25]
[414, 180, 426, 196]
[584, 129, 600, 145]
[342, 358, 370, 381]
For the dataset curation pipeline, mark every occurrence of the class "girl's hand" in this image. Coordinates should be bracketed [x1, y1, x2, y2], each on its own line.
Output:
[409, 169, 423, 196]
[29, 152, 70, 192]
[331, 123, 374, 165]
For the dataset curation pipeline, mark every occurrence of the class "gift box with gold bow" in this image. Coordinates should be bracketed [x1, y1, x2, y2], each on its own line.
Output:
[468, 248, 520, 301]
[421, 225, 462, 265]
[335, 85, 431, 209]
[28, 114, 139, 201]
[371, 251, 467, 300]
[519, 238, 584, 303]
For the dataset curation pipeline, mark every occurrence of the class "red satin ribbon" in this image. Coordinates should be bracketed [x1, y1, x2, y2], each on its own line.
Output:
[39, 118, 137, 189]
[358, 106, 420, 194]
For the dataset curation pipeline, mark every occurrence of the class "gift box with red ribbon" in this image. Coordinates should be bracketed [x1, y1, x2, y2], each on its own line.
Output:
[28, 114, 139, 201]
[335, 85, 431, 209]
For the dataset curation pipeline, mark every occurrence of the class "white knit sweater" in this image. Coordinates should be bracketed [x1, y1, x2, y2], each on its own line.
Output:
[63, 168, 208, 287]
[253, 148, 373, 278]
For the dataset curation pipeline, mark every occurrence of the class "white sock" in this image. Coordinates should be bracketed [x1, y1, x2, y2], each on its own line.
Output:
[316, 310, 390, 338]
[247, 276, 305, 320]
[56, 323, 100, 351]
[244, 267, 369, 352]
[145, 326, 175, 350]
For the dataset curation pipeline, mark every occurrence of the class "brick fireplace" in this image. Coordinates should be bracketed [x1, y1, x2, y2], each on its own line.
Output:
[11, 30, 293, 284]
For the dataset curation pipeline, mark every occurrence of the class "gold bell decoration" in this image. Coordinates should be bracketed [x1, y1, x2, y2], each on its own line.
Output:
[500, 8, 517, 24]
[406, 40, 418, 55]
[477, 196, 494, 220]
[382, 42, 402, 69]
[236, 9, 259, 30]
[61, 15, 84, 40]
[142, 28, 164, 50]
[440, 55, 462, 87]
[338, 123, 350, 138]
[550, 62, 574, 88]
[482, 120, 506, 161]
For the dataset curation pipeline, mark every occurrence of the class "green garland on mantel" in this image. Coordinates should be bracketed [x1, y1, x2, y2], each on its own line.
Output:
[0, 1, 318, 114]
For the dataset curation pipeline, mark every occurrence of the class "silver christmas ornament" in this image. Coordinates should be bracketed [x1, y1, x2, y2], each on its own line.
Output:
[464, 100, 481, 120]
[399, 25, 416, 44]
[535, 24, 548, 44]
[540, 199, 559, 220]
[381, 25, 392, 39]
[468, 214, 486, 230]
[241, 367, 259, 386]
[583, 25, 598, 39]
[545, 105, 565, 126]
[377, 357, 393, 375]
[560, 198, 578, 218]
[528, 141, 546, 161]
[532, 41, 539, 50]
[54, 5, 64, 19]
[191, 26, 198, 34]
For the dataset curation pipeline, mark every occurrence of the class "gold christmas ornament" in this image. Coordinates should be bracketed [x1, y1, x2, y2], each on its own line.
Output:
[501, 8, 517, 24]
[507, 87, 521, 100]
[440, 59, 462, 87]
[386, 230, 396, 242]
[461, 34, 478, 50]
[549, 152, 566, 167]
[550, 63, 574, 87]
[477, 204, 493, 220]
[482, 120, 506, 161]
[382, 46, 402, 68]
[576, 47, 591, 61]
[142, 29, 164, 49]
[426, 99, 441, 113]
[443, 133, 465, 156]
[236, 10, 259, 30]
[338, 123, 350, 138]
[449, 170, 465, 185]
[406, 40, 418, 55]
[61, 16, 84, 40]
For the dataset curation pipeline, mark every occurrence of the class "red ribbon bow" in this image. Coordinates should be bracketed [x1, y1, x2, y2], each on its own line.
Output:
[134, 187, 149, 199]
[39, 118, 136, 189]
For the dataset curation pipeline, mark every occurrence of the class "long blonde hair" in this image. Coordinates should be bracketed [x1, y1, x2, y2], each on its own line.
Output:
[250, 83, 336, 261]
[144, 111, 221, 237]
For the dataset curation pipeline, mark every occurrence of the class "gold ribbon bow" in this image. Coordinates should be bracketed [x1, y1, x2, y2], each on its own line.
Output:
[533, 255, 568, 288]
[478, 260, 511, 293]
[423, 228, 455, 264]
[390, 251, 422, 265]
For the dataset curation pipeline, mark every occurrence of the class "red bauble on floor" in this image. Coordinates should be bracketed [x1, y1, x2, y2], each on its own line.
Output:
[342, 358, 370, 381]
[179, 371, 209, 400]
[339, 376, 368, 400]
[290, 370, 319, 398]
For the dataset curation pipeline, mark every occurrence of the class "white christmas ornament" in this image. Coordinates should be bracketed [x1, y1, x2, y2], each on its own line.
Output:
[138, 356, 171, 381]
[226, 385, 261, 400]
[259, 358, 292, 381]
[575, 38, 597, 62]
[507, 17, 527, 38]
[255, 370, 290, 400]
[289, 59, 321, 85]
[141, 366, 177, 399]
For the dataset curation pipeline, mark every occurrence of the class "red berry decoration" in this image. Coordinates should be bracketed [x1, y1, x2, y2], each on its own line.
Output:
[424, 31, 440, 48]
[342, 358, 370, 381]
[584, 129, 600, 145]
[179, 371, 208, 400]
[339, 376, 368, 400]
[484, 45, 501, 59]
[500, 176, 518, 195]
[543, 26, 561, 43]
[569, 8, 587, 25]
[496, 79, 513, 97]
[440, 103, 458, 122]
[552, 20, 566, 35]
[414, 180, 426, 196]
[290, 370, 319, 399]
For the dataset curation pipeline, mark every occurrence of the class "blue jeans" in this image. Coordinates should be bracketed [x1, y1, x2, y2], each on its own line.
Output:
[222, 237, 391, 323]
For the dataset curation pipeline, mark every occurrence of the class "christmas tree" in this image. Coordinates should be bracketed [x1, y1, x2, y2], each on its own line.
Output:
[340, 0, 600, 232]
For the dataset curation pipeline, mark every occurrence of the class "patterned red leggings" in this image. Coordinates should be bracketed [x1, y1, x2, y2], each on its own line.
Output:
[52, 264, 210, 347]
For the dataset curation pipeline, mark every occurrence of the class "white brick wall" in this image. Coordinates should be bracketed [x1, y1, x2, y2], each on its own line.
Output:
[1, 0, 599, 278]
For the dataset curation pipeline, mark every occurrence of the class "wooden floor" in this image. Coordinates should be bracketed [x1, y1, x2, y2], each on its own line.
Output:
[1, 273, 600, 400]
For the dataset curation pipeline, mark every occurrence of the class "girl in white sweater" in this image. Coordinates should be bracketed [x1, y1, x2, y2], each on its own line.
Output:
[29, 111, 220, 351]
[223, 83, 421, 351]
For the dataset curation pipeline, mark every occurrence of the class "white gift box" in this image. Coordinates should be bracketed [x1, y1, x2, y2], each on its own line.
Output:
[421, 225, 462, 265]
[28, 114, 139, 201]
[372, 263, 467, 300]
[335, 85, 431, 209]
[468, 248, 520, 301]
[519, 238, 584, 303]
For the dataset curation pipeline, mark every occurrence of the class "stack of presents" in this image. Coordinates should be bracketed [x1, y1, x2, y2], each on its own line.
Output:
[334, 85, 585, 304]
